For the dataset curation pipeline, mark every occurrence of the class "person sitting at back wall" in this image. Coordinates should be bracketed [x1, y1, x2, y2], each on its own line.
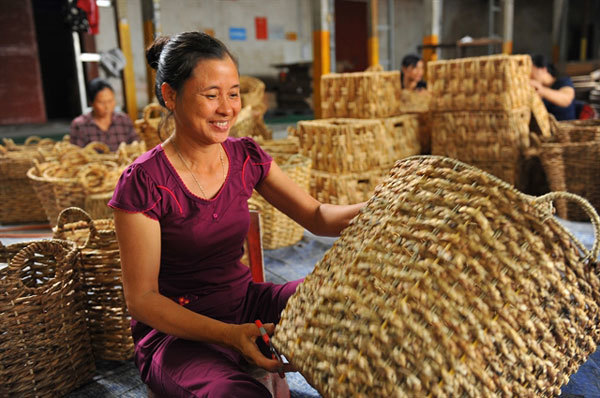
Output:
[401, 54, 427, 92]
[70, 78, 139, 151]
[530, 54, 576, 121]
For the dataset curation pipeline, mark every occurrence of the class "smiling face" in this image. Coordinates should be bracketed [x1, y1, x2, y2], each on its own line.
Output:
[402, 60, 424, 84]
[167, 56, 241, 145]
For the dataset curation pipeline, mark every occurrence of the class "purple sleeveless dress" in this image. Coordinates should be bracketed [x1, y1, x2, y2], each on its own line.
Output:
[108, 137, 301, 397]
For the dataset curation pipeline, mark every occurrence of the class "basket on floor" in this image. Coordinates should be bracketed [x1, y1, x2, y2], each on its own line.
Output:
[53, 207, 134, 361]
[273, 156, 600, 397]
[134, 103, 174, 150]
[0, 142, 48, 224]
[251, 153, 311, 249]
[536, 130, 600, 221]
[0, 239, 96, 396]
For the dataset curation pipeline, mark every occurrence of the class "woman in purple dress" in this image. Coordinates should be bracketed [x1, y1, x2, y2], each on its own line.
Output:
[108, 32, 364, 397]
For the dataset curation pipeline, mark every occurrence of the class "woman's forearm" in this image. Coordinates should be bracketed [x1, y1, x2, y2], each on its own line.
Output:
[127, 290, 235, 347]
[538, 85, 575, 108]
[309, 202, 366, 236]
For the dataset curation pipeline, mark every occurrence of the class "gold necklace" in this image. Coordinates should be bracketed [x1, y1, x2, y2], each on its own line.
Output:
[172, 140, 225, 199]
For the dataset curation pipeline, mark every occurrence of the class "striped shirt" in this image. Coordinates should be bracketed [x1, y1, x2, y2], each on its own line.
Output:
[70, 111, 139, 151]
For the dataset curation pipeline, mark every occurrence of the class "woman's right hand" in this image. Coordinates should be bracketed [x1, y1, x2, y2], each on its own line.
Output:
[225, 322, 293, 373]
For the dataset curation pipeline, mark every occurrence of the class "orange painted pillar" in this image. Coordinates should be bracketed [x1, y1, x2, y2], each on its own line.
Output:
[312, 0, 331, 119]
[502, 0, 514, 54]
[367, 0, 379, 68]
[422, 0, 442, 63]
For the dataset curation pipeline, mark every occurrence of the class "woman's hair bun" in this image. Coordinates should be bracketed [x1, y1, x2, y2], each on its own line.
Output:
[146, 35, 171, 70]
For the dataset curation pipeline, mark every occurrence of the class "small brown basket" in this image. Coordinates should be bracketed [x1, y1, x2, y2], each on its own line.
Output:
[53, 207, 134, 361]
[0, 239, 96, 396]
[536, 130, 600, 221]
[134, 103, 174, 150]
[251, 153, 312, 249]
[240, 75, 267, 116]
[309, 166, 390, 205]
[0, 145, 47, 224]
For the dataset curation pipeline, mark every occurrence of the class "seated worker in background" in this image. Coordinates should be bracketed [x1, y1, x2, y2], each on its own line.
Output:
[530, 54, 576, 121]
[70, 78, 139, 151]
[401, 54, 427, 92]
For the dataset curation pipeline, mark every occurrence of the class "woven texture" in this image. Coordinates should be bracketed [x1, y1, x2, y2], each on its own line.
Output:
[0, 239, 96, 396]
[230, 105, 273, 140]
[251, 152, 312, 249]
[321, 71, 401, 119]
[240, 75, 267, 117]
[537, 122, 600, 221]
[309, 167, 388, 206]
[431, 107, 531, 187]
[273, 155, 600, 397]
[134, 103, 174, 149]
[53, 207, 134, 360]
[0, 138, 53, 224]
[428, 54, 532, 112]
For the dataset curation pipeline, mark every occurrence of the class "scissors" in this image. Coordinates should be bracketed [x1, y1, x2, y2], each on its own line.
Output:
[255, 319, 285, 378]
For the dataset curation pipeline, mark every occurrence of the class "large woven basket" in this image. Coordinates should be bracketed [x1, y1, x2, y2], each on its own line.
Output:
[273, 155, 600, 397]
[0, 144, 48, 224]
[309, 166, 390, 206]
[230, 105, 273, 140]
[251, 153, 312, 249]
[431, 107, 531, 187]
[428, 54, 532, 112]
[53, 207, 133, 361]
[321, 70, 402, 118]
[134, 103, 174, 150]
[0, 239, 96, 396]
[536, 127, 600, 221]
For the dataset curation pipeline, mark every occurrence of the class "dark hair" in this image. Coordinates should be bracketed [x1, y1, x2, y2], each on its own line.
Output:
[146, 31, 238, 107]
[401, 54, 422, 69]
[87, 78, 113, 103]
[531, 54, 557, 77]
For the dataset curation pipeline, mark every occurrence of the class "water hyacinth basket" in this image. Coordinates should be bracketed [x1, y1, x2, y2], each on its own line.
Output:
[273, 155, 600, 397]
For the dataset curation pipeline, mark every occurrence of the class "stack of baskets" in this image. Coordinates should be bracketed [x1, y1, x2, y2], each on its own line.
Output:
[134, 102, 174, 150]
[53, 207, 134, 360]
[251, 137, 312, 249]
[0, 137, 51, 224]
[1, 239, 96, 396]
[535, 119, 600, 220]
[429, 54, 534, 188]
[273, 156, 600, 397]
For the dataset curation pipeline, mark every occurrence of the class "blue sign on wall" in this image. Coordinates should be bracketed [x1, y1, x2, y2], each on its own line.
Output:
[229, 27, 247, 41]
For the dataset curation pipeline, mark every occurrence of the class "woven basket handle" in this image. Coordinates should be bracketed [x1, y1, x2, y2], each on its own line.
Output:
[534, 191, 600, 261]
[144, 103, 164, 122]
[55, 207, 96, 249]
[6, 240, 78, 295]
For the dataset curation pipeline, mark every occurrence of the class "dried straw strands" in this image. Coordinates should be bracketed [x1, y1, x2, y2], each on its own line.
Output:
[321, 71, 401, 119]
[428, 54, 532, 112]
[273, 156, 600, 397]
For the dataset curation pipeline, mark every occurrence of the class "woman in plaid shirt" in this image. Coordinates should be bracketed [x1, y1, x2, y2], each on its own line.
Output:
[70, 78, 139, 151]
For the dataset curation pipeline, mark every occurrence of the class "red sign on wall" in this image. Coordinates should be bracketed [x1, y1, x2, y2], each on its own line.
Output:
[255, 17, 268, 40]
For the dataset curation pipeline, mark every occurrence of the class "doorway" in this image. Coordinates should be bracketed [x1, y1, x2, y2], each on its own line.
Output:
[335, 0, 368, 73]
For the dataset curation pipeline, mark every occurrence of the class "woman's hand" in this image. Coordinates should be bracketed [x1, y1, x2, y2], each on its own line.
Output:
[225, 322, 295, 373]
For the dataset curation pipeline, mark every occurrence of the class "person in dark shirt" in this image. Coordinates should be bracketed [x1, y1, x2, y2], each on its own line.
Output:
[401, 54, 427, 92]
[530, 54, 576, 121]
[70, 78, 139, 151]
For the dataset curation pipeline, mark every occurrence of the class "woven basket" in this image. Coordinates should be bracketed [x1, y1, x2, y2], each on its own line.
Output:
[0, 239, 96, 396]
[536, 130, 600, 221]
[530, 91, 551, 138]
[53, 207, 134, 360]
[0, 144, 47, 224]
[240, 75, 267, 116]
[321, 70, 402, 118]
[230, 105, 273, 140]
[251, 153, 311, 249]
[134, 103, 174, 150]
[553, 117, 600, 143]
[397, 90, 431, 114]
[428, 54, 532, 112]
[431, 107, 531, 186]
[273, 155, 600, 397]
[309, 166, 390, 206]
